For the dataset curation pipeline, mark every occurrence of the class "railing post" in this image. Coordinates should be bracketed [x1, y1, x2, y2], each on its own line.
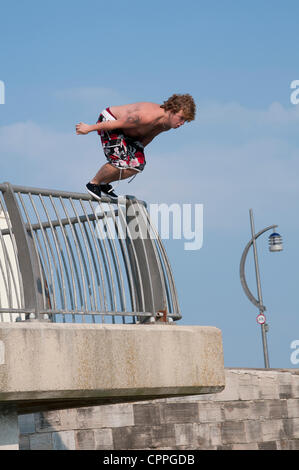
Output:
[125, 197, 167, 321]
[2, 183, 44, 319]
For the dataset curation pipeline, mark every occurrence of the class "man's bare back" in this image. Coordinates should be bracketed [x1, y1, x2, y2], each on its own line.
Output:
[76, 101, 186, 146]
[108, 102, 169, 146]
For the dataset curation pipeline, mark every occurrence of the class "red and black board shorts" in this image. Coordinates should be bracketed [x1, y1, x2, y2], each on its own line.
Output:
[97, 108, 146, 172]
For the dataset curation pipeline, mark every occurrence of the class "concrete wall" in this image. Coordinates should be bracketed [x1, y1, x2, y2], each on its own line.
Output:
[0, 322, 224, 412]
[18, 368, 299, 450]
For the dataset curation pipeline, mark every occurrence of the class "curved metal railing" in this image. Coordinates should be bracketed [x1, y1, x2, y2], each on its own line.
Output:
[0, 182, 181, 324]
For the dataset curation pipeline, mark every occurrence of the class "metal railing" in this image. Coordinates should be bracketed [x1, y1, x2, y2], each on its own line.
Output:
[0, 182, 181, 324]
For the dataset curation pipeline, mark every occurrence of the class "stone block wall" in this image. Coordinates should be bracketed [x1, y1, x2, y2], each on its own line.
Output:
[18, 369, 299, 450]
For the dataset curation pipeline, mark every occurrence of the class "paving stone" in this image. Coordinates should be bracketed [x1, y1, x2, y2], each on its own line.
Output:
[258, 440, 277, 450]
[175, 423, 197, 447]
[285, 439, 299, 450]
[292, 374, 299, 398]
[251, 399, 268, 420]
[198, 402, 223, 422]
[112, 426, 152, 450]
[35, 410, 61, 433]
[221, 420, 247, 444]
[160, 402, 199, 424]
[151, 424, 176, 448]
[77, 403, 134, 429]
[238, 373, 260, 400]
[287, 398, 299, 418]
[268, 399, 288, 419]
[244, 420, 262, 443]
[261, 419, 287, 441]
[258, 373, 280, 399]
[18, 413, 36, 434]
[196, 423, 211, 448]
[75, 429, 95, 450]
[232, 442, 259, 450]
[278, 372, 293, 399]
[133, 404, 161, 426]
[58, 408, 78, 430]
[29, 432, 53, 450]
[52, 430, 76, 450]
[223, 401, 252, 421]
[209, 423, 222, 447]
[94, 428, 114, 450]
[287, 417, 299, 438]
[19, 435, 30, 450]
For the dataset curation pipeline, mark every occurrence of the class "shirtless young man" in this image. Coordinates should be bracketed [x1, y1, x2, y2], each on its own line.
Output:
[76, 93, 196, 200]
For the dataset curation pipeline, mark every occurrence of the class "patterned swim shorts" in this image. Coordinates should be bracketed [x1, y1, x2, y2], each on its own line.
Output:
[97, 108, 146, 172]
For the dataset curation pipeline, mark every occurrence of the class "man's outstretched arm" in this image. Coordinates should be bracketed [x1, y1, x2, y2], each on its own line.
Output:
[76, 115, 141, 135]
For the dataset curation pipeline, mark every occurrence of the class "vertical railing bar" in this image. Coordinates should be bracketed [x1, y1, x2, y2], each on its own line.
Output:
[48, 195, 82, 313]
[29, 194, 57, 311]
[137, 201, 170, 311]
[118, 198, 146, 316]
[95, 201, 119, 319]
[87, 200, 110, 320]
[17, 192, 47, 310]
[115, 202, 139, 317]
[132, 200, 155, 313]
[0, 218, 14, 309]
[39, 196, 68, 310]
[63, 228, 82, 312]
[79, 200, 104, 312]
[53, 226, 75, 312]
[43, 229, 60, 312]
[150, 235, 172, 313]
[100, 201, 127, 315]
[58, 197, 88, 312]
[125, 200, 149, 313]
[0, 256, 10, 309]
[33, 231, 53, 309]
[82, 221, 101, 315]
[153, 227, 180, 314]
[0, 197, 24, 308]
[72, 223, 91, 314]
[58, 199, 86, 315]
[143, 207, 180, 314]
[91, 202, 116, 313]
[108, 201, 137, 321]
[0, 259, 4, 309]
[87, 201, 108, 314]
[69, 198, 98, 313]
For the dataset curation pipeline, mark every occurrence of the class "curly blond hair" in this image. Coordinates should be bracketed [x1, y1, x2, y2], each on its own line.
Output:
[160, 94, 196, 122]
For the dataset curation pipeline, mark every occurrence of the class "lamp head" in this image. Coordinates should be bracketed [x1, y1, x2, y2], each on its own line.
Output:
[268, 232, 283, 252]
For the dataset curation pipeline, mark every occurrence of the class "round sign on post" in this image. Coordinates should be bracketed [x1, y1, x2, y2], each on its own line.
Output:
[256, 313, 266, 325]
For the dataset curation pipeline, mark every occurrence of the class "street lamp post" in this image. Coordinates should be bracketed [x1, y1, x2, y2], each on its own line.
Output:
[239, 209, 283, 368]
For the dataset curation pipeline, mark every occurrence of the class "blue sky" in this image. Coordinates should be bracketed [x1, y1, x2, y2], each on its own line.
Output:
[1, 0, 299, 368]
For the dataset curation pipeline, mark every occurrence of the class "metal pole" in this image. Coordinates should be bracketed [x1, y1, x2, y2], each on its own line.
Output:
[249, 209, 270, 368]
[2, 182, 44, 319]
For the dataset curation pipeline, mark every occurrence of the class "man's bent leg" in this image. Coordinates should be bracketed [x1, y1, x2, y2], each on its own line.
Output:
[90, 163, 138, 185]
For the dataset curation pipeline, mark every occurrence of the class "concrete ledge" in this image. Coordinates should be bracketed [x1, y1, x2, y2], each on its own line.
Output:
[0, 323, 224, 413]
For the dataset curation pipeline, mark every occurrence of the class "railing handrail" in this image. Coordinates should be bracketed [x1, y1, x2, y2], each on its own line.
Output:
[0, 182, 181, 324]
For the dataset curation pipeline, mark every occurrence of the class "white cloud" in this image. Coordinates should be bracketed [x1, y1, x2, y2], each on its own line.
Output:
[200, 100, 299, 127]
